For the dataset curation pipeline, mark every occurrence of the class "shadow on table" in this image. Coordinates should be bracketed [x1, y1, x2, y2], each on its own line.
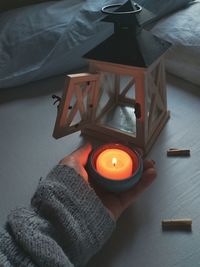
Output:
[86, 205, 148, 267]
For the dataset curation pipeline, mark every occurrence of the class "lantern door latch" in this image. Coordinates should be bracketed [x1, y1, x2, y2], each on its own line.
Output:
[134, 102, 141, 119]
[52, 95, 61, 108]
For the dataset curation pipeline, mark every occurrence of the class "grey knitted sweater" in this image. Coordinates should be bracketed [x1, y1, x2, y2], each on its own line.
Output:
[0, 165, 115, 266]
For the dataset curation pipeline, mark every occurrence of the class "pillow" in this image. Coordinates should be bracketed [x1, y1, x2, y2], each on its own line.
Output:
[137, 0, 192, 21]
[0, 0, 54, 11]
[0, 0, 118, 88]
[151, 1, 200, 86]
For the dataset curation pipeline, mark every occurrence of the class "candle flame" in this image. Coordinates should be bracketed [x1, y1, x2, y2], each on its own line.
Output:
[112, 157, 117, 167]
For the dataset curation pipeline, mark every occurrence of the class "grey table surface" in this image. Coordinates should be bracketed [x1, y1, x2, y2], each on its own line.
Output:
[0, 74, 200, 267]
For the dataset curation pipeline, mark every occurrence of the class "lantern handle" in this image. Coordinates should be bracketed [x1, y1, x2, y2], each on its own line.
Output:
[101, 2, 142, 15]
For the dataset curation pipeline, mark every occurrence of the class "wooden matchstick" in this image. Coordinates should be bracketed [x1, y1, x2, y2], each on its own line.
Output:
[167, 148, 190, 157]
[162, 219, 192, 227]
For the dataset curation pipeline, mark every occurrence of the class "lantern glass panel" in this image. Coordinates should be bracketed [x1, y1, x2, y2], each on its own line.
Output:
[65, 81, 91, 128]
[96, 72, 137, 136]
[95, 72, 115, 119]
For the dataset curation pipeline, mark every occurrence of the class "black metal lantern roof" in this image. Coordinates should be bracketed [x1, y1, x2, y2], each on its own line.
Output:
[84, 0, 171, 68]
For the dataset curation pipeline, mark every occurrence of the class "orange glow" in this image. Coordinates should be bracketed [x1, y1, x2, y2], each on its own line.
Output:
[96, 148, 133, 180]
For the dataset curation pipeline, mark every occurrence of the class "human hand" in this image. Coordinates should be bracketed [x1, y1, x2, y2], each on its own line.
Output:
[59, 143, 92, 181]
[59, 143, 157, 221]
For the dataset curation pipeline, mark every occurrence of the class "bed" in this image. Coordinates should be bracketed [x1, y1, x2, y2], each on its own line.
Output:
[151, 0, 200, 87]
[0, 0, 199, 88]
[0, 1, 200, 266]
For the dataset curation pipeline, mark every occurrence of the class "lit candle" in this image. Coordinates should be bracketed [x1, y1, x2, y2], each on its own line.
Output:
[87, 143, 143, 192]
[96, 148, 133, 180]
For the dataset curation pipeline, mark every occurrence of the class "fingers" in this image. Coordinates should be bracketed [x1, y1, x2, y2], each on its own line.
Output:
[143, 159, 155, 170]
[70, 143, 92, 166]
[136, 168, 157, 193]
[59, 143, 92, 180]
[79, 165, 89, 182]
[118, 166, 157, 211]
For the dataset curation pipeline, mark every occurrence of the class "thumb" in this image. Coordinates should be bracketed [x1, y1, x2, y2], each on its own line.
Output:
[118, 167, 156, 211]
[70, 143, 92, 166]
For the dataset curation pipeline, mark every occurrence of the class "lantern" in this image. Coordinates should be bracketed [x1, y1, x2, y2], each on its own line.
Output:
[53, 1, 171, 154]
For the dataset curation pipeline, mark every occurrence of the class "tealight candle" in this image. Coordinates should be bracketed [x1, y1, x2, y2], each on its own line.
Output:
[96, 148, 133, 179]
[87, 143, 143, 192]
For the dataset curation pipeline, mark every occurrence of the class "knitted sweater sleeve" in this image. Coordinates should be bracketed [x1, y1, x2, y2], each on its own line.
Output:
[0, 165, 115, 267]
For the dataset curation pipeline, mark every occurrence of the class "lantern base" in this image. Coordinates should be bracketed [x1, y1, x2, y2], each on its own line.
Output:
[81, 110, 170, 155]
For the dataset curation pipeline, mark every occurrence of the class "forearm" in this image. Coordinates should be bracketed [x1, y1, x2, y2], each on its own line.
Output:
[0, 165, 115, 267]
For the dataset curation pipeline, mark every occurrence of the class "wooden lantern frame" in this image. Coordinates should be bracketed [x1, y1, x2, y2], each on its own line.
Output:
[53, 55, 169, 154]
